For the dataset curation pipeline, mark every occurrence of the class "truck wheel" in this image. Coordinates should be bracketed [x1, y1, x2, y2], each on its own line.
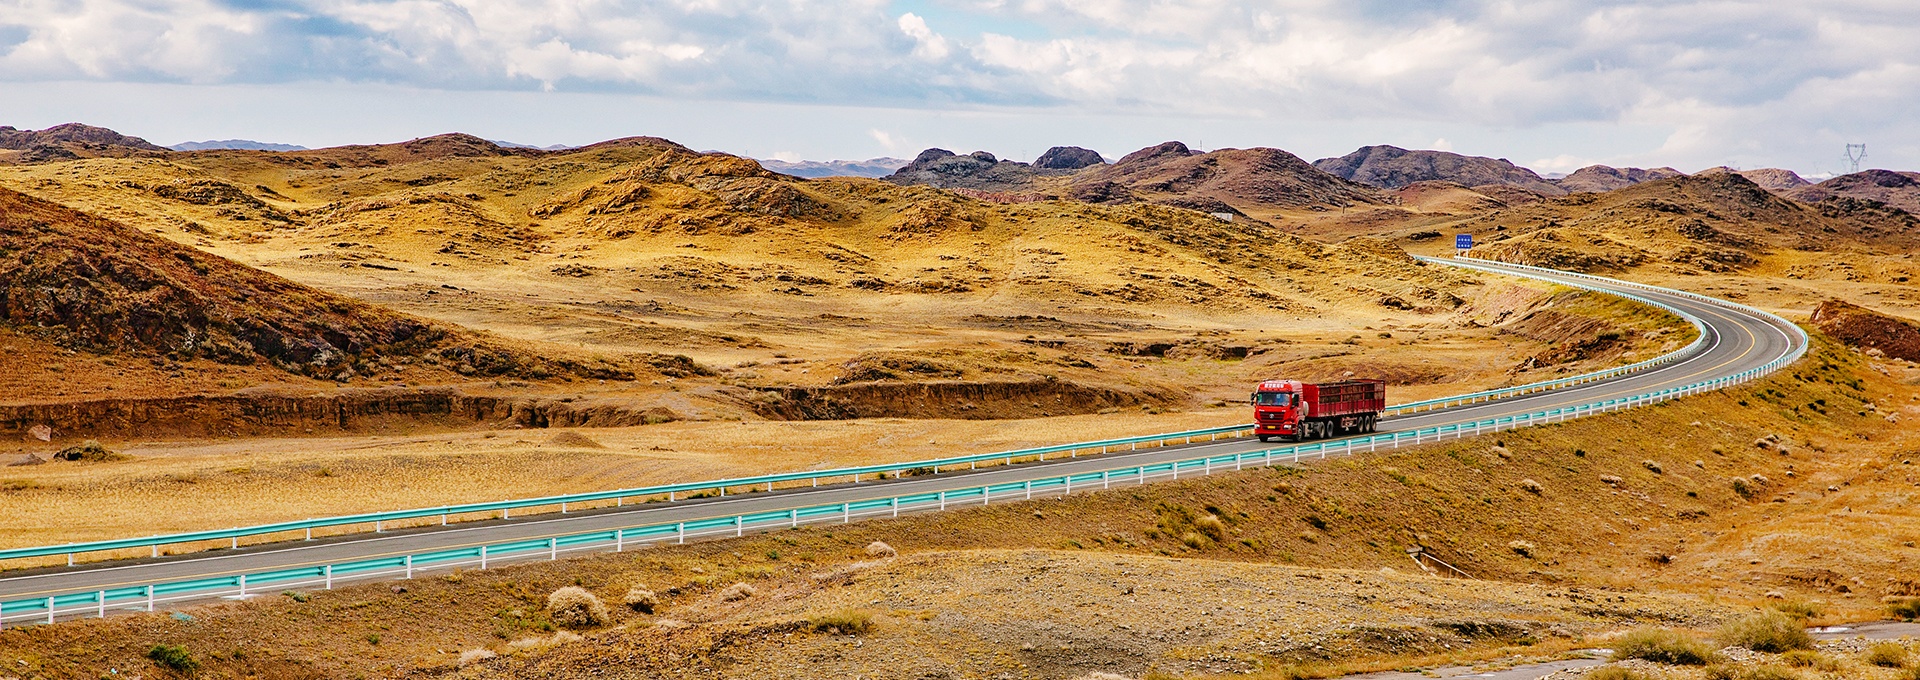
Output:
[1258, 435, 1273, 443]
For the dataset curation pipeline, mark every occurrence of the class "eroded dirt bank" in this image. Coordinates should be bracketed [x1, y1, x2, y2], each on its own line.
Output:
[0, 377, 1187, 441]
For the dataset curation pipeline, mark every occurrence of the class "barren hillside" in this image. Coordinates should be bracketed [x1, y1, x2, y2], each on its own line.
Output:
[1313, 145, 1566, 196]
[1458, 172, 1919, 274]
[1556, 165, 1685, 193]
[0, 187, 641, 392]
[1785, 169, 1920, 213]
[881, 141, 1386, 218]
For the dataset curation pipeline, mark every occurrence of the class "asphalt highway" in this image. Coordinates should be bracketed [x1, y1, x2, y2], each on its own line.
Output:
[0, 260, 1803, 613]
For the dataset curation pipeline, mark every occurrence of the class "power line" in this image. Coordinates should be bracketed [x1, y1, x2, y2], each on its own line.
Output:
[1845, 143, 1867, 174]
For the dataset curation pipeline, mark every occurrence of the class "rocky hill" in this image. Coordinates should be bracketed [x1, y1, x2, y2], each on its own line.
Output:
[1313, 145, 1566, 196]
[1462, 172, 1918, 272]
[0, 123, 166, 151]
[883, 141, 1383, 215]
[0, 187, 631, 381]
[881, 148, 1063, 191]
[0, 134, 1481, 360]
[0, 123, 168, 163]
[1074, 141, 1385, 213]
[1785, 169, 1920, 214]
[1555, 165, 1684, 193]
[1729, 167, 1811, 192]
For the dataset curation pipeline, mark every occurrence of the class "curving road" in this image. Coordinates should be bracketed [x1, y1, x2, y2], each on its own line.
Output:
[0, 259, 1803, 617]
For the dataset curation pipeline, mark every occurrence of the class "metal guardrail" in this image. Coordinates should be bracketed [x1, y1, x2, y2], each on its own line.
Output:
[0, 257, 1720, 568]
[0, 258, 1811, 628]
[1381, 256, 1712, 414]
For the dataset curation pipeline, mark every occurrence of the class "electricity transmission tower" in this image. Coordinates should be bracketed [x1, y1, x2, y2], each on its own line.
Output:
[1845, 144, 1867, 174]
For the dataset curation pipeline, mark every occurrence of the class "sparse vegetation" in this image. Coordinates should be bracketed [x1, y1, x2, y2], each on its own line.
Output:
[807, 609, 875, 635]
[457, 648, 497, 667]
[52, 440, 129, 462]
[1779, 650, 1839, 671]
[1716, 611, 1813, 653]
[1612, 626, 1720, 665]
[719, 582, 757, 601]
[545, 586, 610, 629]
[621, 586, 658, 614]
[1706, 665, 1803, 680]
[146, 644, 199, 672]
[1769, 599, 1821, 620]
[1889, 598, 1920, 621]
[1866, 641, 1910, 668]
[1588, 668, 1650, 680]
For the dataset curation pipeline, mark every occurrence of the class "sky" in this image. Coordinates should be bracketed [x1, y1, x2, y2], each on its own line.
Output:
[1, 0, 1916, 176]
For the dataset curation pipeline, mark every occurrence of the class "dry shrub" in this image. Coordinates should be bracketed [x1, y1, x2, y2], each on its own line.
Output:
[1770, 599, 1821, 620]
[622, 586, 658, 614]
[1193, 514, 1227, 541]
[53, 440, 129, 462]
[1889, 598, 1920, 621]
[1866, 641, 1909, 668]
[1717, 611, 1813, 653]
[864, 541, 896, 558]
[506, 631, 583, 655]
[1179, 531, 1210, 550]
[1720, 666, 1803, 680]
[146, 644, 199, 672]
[1588, 668, 1650, 680]
[1780, 650, 1839, 671]
[807, 608, 874, 635]
[546, 432, 605, 449]
[810, 560, 878, 584]
[456, 649, 496, 667]
[1613, 627, 1720, 665]
[719, 582, 756, 602]
[1507, 540, 1537, 558]
[545, 586, 610, 629]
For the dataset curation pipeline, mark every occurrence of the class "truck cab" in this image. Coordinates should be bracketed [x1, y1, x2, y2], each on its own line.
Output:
[1251, 379, 1304, 441]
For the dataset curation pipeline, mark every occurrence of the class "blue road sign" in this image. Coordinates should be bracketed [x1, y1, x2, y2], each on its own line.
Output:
[1455, 233, 1473, 249]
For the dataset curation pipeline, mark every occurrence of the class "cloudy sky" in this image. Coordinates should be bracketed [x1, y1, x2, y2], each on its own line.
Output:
[1, 0, 1915, 175]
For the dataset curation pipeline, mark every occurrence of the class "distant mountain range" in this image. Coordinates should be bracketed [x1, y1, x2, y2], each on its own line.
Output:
[756, 157, 909, 178]
[490, 140, 576, 151]
[5, 122, 1915, 219]
[170, 139, 308, 152]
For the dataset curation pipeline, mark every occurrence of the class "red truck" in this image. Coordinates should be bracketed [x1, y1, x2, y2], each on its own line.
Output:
[1251, 379, 1387, 442]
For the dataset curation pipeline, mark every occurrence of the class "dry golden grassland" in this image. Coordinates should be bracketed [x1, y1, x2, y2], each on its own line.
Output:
[0, 410, 1239, 552]
[0, 148, 1678, 411]
[4, 335, 1914, 679]
[0, 280, 1692, 566]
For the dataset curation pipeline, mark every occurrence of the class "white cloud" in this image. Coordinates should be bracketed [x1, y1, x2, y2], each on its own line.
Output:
[0, 1, 1918, 171]
[897, 13, 951, 60]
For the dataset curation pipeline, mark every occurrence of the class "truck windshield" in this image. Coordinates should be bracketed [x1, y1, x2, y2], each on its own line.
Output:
[1252, 392, 1289, 406]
